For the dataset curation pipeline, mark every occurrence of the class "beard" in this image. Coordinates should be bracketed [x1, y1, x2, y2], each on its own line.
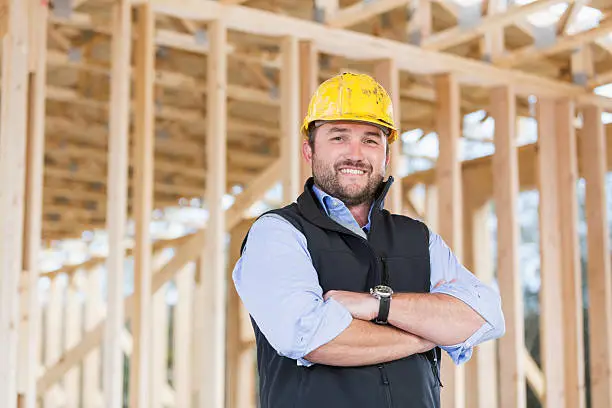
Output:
[312, 155, 385, 207]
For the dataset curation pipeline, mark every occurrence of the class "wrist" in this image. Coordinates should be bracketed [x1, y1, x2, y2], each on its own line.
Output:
[370, 285, 393, 324]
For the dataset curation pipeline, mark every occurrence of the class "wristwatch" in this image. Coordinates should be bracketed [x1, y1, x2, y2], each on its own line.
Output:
[370, 285, 393, 324]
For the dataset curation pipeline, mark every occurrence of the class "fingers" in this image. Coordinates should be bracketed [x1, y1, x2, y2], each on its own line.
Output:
[434, 278, 456, 288]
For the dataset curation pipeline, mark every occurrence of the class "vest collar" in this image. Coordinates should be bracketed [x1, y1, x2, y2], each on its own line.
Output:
[296, 176, 394, 236]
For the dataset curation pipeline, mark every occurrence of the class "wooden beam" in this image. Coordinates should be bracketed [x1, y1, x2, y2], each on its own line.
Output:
[524, 346, 545, 401]
[581, 104, 612, 408]
[149, 0, 592, 98]
[281, 35, 301, 203]
[557, 0, 589, 35]
[405, 0, 431, 45]
[129, 3, 155, 408]
[374, 58, 402, 214]
[0, 0, 30, 406]
[490, 85, 526, 408]
[555, 99, 586, 408]
[422, 0, 567, 51]
[480, 0, 506, 62]
[536, 98, 566, 408]
[571, 45, 594, 86]
[495, 19, 612, 68]
[299, 40, 318, 185]
[435, 73, 465, 408]
[17, 1, 48, 407]
[198, 18, 227, 408]
[326, 0, 410, 28]
[102, 1, 132, 407]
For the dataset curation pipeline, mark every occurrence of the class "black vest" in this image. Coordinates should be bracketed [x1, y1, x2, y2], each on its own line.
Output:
[241, 177, 442, 408]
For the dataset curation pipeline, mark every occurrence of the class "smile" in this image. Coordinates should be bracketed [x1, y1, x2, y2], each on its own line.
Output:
[339, 168, 366, 175]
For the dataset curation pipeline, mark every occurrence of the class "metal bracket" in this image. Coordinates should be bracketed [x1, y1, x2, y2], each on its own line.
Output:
[194, 29, 208, 45]
[532, 24, 557, 49]
[52, 0, 72, 19]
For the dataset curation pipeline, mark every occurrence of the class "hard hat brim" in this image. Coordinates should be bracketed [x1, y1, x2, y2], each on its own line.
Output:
[301, 117, 398, 144]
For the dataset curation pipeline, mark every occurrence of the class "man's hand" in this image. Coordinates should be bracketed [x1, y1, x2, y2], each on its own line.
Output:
[323, 290, 378, 321]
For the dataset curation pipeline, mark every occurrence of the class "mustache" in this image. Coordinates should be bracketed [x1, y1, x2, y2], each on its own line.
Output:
[334, 160, 371, 172]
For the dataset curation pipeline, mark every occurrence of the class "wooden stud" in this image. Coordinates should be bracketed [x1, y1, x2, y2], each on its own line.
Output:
[0, 0, 30, 406]
[434, 73, 465, 408]
[299, 40, 318, 185]
[480, 0, 505, 62]
[64, 276, 83, 407]
[281, 35, 301, 204]
[16, 1, 48, 407]
[83, 266, 104, 408]
[174, 264, 194, 408]
[555, 99, 586, 408]
[536, 98, 566, 408]
[227, 220, 254, 408]
[198, 18, 228, 408]
[490, 86, 526, 408]
[102, 0, 132, 407]
[130, 3, 155, 408]
[43, 279, 63, 408]
[570, 46, 594, 86]
[463, 201, 498, 408]
[152, 285, 169, 408]
[374, 58, 402, 214]
[581, 105, 612, 408]
[406, 0, 431, 44]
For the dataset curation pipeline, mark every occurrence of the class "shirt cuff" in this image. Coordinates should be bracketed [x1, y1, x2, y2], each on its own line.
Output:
[294, 298, 353, 367]
[439, 321, 493, 365]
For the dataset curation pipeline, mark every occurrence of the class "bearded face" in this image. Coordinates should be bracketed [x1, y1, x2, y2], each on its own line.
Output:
[304, 121, 390, 207]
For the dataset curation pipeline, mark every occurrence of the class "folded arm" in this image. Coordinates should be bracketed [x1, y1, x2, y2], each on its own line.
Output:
[233, 214, 431, 368]
[304, 318, 434, 367]
[325, 229, 506, 365]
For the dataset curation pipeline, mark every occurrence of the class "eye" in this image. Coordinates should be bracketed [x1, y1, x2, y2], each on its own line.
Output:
[365, 138, 379, 145]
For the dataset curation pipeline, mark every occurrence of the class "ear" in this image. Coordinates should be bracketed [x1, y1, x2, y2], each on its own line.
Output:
[302, 139, 313, 165]
[385, 141, 391, 167]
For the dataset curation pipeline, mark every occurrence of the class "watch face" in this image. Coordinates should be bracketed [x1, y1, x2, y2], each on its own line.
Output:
[373, 285, 393, 297]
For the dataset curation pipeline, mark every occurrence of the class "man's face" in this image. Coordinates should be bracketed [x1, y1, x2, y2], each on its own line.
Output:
[303, 121, 390, 207]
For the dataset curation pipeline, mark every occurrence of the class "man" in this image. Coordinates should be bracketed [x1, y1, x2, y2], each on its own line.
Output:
[232, 72, 505, 408]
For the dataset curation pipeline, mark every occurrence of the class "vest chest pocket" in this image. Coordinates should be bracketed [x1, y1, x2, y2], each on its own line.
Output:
[312, 249, 372, 293]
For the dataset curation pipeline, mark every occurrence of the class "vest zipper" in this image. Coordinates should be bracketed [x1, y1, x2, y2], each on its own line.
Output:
[378, 364, 393, 408]
[430, 350, 443, 387]
[380, 254, 390, 286]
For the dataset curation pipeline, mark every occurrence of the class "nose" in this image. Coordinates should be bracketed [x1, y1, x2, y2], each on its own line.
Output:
[345, 138, 365, 161]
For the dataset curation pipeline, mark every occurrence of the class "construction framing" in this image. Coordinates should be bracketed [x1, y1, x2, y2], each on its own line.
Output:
[0, 0, 611, 407]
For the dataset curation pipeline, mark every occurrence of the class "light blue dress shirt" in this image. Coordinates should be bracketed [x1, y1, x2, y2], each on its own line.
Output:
[232, 184, 505, 367]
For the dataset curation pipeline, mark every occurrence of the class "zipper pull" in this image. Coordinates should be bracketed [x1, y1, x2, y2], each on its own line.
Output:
[431, 354, 443, 387]
[377, 365, 390, 385]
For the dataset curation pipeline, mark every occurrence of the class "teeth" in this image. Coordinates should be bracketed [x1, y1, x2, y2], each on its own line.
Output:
[340, 168, 365, 175]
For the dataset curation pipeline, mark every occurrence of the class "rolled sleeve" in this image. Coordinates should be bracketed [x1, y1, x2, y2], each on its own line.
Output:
[233, 214, 353, 366]
[429, 229, 506, 364]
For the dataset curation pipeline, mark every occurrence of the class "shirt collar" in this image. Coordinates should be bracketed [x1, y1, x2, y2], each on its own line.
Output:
[311, 183, 374, 232]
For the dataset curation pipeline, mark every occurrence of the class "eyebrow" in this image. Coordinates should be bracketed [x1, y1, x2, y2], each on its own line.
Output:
[327, 126, 383, 138]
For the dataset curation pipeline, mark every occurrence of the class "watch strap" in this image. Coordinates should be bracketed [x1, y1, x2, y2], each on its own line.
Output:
[376, 296, 391, 324]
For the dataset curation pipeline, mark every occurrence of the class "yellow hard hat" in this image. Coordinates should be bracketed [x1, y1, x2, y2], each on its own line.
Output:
[301, 72, 398, 144]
